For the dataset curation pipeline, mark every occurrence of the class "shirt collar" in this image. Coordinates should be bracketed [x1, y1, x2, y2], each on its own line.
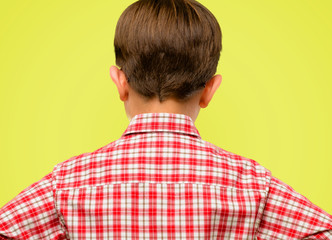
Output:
[122, 112, 201, 139]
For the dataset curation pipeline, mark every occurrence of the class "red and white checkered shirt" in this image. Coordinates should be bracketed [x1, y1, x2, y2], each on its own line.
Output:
[1, 113, 331, 239]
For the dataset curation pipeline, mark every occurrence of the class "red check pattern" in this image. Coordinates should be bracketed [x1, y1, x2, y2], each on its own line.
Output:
[0, 113, 331, 239]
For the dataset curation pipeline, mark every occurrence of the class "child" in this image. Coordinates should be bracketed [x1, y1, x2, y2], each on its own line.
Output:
[1, 0, 331, 239]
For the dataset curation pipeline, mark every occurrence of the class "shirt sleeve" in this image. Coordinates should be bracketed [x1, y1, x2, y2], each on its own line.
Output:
[0, 173, 68, 240]
[256, 176, 332, 239]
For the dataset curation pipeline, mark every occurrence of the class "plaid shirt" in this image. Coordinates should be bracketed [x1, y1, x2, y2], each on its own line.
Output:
[0, 113, 331, 239]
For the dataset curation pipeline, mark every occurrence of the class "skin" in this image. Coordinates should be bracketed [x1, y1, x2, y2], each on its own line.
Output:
[109, 65, 222, 122]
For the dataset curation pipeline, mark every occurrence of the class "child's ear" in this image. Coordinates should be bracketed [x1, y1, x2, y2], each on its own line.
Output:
[199, 74, 222, 108]
[109, 66, 129, 101]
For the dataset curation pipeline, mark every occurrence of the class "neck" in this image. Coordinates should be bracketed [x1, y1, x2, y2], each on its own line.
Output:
[124, 89, 202, 122]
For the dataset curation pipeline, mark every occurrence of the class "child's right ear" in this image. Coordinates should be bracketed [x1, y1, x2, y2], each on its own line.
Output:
[109, 66, 129, 101]
[199, 74, 222, 108]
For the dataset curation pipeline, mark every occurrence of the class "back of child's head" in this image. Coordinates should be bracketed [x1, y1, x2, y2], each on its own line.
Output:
[114, 0, 222, 102]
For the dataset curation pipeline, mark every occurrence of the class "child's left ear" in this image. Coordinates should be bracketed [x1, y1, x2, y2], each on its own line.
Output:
[109, 66, 129, 101]
[199, 74, 222, 108]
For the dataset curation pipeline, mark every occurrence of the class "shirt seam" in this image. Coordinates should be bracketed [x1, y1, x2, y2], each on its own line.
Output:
[51, 167, 70, 239]
[53, 181, 269, 193]
[254, 169, 272, 238]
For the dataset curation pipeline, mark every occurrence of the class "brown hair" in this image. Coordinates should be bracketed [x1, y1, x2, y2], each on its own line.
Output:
[114, 0, 222, 102]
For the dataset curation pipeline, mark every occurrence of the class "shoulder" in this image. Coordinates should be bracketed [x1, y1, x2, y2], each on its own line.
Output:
[51, 140, 120, 189]
[200, 139, 272, 192]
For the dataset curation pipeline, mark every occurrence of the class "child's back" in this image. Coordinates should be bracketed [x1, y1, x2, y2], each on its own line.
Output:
[0, 0, 331, 239]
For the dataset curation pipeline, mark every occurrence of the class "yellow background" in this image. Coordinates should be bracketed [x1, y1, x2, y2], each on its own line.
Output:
[1, 0, 331, 214]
